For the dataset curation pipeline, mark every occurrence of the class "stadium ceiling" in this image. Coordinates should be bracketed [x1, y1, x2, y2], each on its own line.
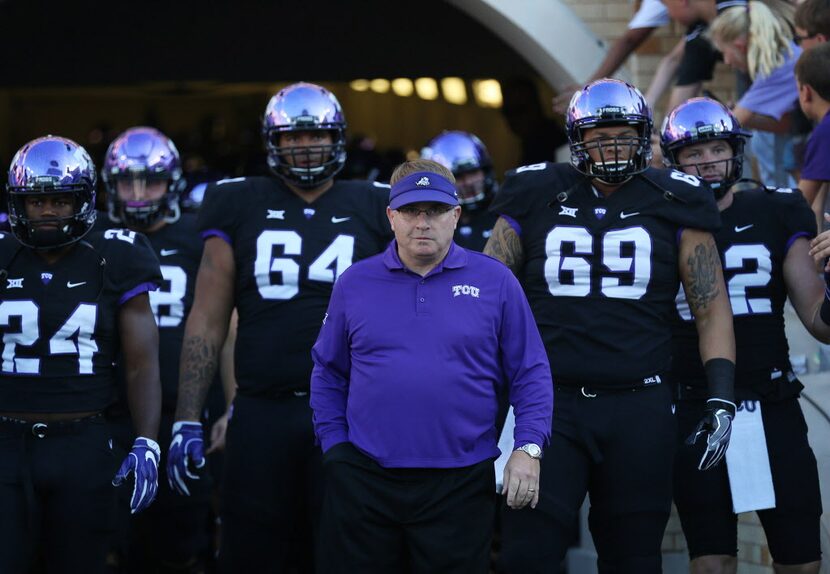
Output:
[0, 0, 537, 87]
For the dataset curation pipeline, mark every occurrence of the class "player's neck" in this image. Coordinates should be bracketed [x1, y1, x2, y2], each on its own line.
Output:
[592, 179, 622, 197]
[717, 189, 735, 211]
[285, 179, 334, 204]
[32, 244, 74, 265]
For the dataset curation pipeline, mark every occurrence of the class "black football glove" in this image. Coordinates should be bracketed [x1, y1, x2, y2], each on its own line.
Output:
[685, 398, 736, 471]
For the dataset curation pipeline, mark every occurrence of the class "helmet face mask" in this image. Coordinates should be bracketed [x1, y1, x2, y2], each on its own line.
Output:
[420, 130, 497, 209]
[566, 79, 653, 185]
[262, 83, 347, 188]
[7, 136, 97, 250]
[660, 97, 751, 199]
[102, 127, 184, 229]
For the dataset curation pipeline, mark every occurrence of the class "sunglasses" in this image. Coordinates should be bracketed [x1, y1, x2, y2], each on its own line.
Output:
[794, 32, 818, 46]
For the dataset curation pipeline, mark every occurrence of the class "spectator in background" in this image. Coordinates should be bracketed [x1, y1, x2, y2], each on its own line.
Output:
[708, 1, 801, 187]
[648, 0, 728, 112]
[501, 76, 568, 165]
[794, 0, 830, 49]
[796, 43, 830, 228]
[794, 0, 830, 227]
[553, 0, 670, 115]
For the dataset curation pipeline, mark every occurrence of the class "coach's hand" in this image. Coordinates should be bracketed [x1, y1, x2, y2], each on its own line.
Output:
[686, 398, 736, 471]
[502, 451, 540, 509]
[167, 421, 206, 496]
[113, 437, 161, 514]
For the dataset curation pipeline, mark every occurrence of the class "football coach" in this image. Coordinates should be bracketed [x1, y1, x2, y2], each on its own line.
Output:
[310, 159, 553, 573]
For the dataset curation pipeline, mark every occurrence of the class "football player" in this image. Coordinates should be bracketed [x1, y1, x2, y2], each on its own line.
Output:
[420, 130, 499, 252]
[167, 82, 393, 572]
[483, 79, 736, 573]
[101, 126, 219, 573]
[663, 97, 830, 574]
[0, 136, 162, 573]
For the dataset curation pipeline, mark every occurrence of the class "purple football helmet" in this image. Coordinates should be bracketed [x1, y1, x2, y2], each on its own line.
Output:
[566, 79, 653, 184]
[102, 126, 184, 228]
[420, 131, 497, 209]
[6, 136, 97, 249]
[262, 82, 347, 188]
[661, 97, 751, 198]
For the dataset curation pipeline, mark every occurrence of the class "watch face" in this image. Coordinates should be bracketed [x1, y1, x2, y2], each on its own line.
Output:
[524, 444, 541, 457]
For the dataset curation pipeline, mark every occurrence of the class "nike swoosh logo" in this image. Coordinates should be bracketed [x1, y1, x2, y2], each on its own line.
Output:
[619, 211, 640, 219]
[331, 216, 351, 224]
[160, 249, 179, 256]
[67, 281, 86, 288]
[734, 224, 754, 233]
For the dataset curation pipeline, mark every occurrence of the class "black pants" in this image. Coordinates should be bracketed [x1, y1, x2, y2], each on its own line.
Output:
[499, 383, 676, 574]
[317, 443, 496, 574]
[674, 398, 822, 565]
[218, 393, 323, 574]
[0, 415, 120, 574]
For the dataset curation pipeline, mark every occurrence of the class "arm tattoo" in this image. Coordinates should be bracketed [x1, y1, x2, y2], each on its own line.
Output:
[175, 335, 219, 420]
[686, 242, 720, 313]
[484, 218, 524, 274]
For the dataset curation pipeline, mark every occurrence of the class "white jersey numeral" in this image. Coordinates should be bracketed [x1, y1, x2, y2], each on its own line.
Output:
[670, 170, 701, 187]
[1, 301, 99, 374]
[49, 304, 98, 374]
[104, 228, 137, 244]
[0, 301, 40, 373]
[150, 265, 188, 328]
[544, 226, 652, 299]
[675, 243, 772, 320]
[724, 244, 772, 315]
[254, 231, 356, 300]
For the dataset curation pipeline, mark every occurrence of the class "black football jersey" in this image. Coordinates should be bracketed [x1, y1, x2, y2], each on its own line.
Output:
[490, 163, 721, 387]
[0, 229, 162, 412]
[100, 213, 203, 411]
[198, 176, 393, 395]
[455, 207, 498, 252]
[671, 187, 816, 400]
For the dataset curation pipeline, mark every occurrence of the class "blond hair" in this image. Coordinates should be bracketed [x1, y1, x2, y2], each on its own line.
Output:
[390, 159, 455, 185]
[708, 1, 793, 80]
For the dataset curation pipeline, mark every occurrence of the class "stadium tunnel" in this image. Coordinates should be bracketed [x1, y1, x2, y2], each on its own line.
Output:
[0, 0, 610, 184]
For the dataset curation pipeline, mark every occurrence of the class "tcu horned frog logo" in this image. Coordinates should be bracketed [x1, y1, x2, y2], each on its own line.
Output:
[416, 177, 430, 186]
[452, 284, 480, 298]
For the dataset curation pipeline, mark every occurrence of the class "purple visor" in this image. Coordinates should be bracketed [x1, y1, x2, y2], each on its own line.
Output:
[389, 172, 459, 209]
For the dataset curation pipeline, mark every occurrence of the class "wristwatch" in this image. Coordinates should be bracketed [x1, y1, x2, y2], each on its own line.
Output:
[516, 443, 543, 459]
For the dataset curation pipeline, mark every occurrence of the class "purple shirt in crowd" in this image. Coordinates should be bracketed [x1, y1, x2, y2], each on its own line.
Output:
[310, 241, 553, 468]
[801, 110, 830, 182]
[738, 44, 802, 120]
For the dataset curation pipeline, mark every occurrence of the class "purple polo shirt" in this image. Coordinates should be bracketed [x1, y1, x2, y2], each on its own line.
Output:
[801, 110, 830, 182]
[310, 241, 553, 468]
[737, 44, 801, 120]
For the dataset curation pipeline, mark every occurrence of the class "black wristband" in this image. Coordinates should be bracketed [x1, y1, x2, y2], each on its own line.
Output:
[821, 289, 830, 326]
[704, 358, 735, 403]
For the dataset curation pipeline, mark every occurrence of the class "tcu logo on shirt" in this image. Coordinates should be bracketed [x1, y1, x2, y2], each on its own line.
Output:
[452, 284, 480, 298]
